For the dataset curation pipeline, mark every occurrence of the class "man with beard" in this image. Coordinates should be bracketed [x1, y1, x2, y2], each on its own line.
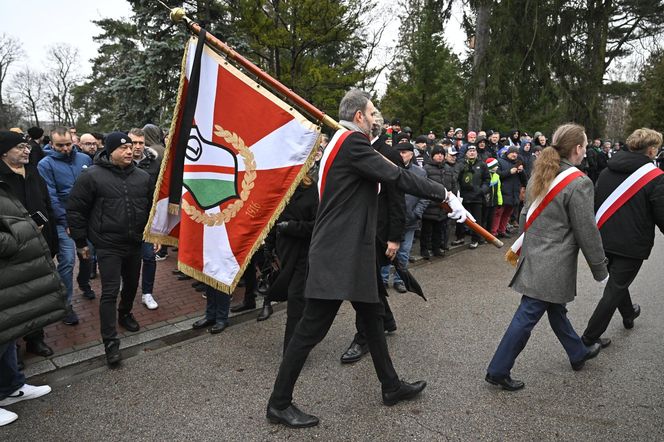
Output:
[266, 90, 468, 428]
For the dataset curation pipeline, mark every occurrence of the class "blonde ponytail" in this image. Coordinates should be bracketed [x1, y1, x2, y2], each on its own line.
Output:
[529, 147, 561, 200]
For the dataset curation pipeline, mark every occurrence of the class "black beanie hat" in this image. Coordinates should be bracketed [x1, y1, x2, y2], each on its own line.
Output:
[394, 132, 410, 144]
[27, 127, 44, 140]
[431, 146, 445, 156]
[105, 131, 132, 154]
[0, 131, 26, 156]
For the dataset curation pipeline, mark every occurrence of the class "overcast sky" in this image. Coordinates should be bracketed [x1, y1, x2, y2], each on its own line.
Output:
[0, 0, 466, 94]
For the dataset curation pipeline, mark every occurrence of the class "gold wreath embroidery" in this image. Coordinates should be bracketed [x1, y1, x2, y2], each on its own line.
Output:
[181, 125, 256, 226]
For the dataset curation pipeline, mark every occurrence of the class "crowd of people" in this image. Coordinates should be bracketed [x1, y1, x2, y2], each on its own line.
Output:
[2, 90, 663, 427]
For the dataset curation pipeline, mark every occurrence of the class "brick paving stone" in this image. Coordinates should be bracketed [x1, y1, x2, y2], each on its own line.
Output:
[23, 249, 245, 363]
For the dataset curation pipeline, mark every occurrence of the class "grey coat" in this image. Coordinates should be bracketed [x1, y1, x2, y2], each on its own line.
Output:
[509, 159, 608, 304]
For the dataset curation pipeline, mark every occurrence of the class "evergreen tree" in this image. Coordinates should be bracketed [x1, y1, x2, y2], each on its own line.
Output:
[628, 49, 664, 132]
[380, 0, 466, 135]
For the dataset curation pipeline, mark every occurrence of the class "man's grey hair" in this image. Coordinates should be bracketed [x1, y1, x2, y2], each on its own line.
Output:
[339, 89, 371, 121]
[371, 111, 383, 138]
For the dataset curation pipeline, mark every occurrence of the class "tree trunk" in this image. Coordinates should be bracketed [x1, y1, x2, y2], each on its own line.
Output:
[467, 1, 491, 131]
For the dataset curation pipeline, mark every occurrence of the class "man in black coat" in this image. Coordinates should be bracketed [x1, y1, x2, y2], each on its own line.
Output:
[582, 128, 664, 346]
[266, 90, 468, 428]
[0, 132, 59, 358]
[338, 118, 406, 364]
[67, 132, 154, 366]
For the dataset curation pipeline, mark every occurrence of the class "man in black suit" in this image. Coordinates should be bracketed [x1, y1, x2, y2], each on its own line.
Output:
[266, 89, 468, 428]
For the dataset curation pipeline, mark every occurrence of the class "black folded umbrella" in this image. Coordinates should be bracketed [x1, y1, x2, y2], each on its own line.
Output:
[393, 258, 426, 301]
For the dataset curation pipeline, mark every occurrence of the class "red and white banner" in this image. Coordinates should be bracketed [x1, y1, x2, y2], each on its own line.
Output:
[145, 36, 320, 292]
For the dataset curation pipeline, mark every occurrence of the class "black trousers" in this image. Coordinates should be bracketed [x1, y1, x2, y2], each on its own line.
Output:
[583, 253, 642, 342]
[269, 298, 401, 409]
[97, 246, 142, 344]
[421, 219, 444, 251]
[283, 256, 307, 354]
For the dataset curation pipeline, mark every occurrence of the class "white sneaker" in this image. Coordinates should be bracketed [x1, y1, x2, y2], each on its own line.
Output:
[0, 408, 18, 426]
[142, 293, 158, 310]
[0, 384, 51, 407]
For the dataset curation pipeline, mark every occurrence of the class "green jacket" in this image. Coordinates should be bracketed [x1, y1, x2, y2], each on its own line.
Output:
[0, 179, 66, 345]
[487, 171, 503, 207]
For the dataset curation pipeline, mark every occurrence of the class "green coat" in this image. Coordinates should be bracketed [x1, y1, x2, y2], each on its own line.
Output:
[0, 179, 66, 345]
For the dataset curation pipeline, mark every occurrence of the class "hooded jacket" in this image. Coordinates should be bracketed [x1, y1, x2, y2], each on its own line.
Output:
[0, 179, 66, 345]
[497, 152, 528, 206]
[595, 150, 664, 259]
[143, 124, 166, 158]
[37, 146, 92, 228]
[135, 146, 162, 189]
[66, 150, 153, 251]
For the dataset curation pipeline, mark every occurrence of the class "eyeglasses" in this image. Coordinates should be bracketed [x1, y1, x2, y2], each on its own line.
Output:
[14, 143, 32, 152]
[54, 142, 73, 148]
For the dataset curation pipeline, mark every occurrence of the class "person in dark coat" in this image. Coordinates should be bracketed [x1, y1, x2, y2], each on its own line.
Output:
[67, 132, 154, 366]
[0, 132, 59, 358]
[267, 89, 468, 428]
[457, 145, 490, 248]
[582, 128, 664, 347]
[26, 127, 46, 166]
[340, 118, 405, 364]
[263, 175, 318, 353]
[492, 146, 527, 237]
[421, 146, 449, 258]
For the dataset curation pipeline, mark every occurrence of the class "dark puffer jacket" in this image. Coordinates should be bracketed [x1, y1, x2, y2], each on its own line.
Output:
[497, 154, 528, 206]
[67, 151, 153, 250]
[0, 180, 66, 345]
[595, 150, 664, 259]
[458, 158, 490, 203]
[423, 160, 456, 221]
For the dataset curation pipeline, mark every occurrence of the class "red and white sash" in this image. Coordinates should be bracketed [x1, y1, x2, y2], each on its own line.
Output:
[317, 128, 351, 199]
[510, 167, 585, 255]
[595, 162, 663, 228]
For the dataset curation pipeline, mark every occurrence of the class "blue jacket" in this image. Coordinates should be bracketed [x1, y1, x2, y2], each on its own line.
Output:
[37, 145, 92, 228]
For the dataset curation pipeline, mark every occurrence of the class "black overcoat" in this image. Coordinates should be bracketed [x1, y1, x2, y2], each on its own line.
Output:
[305, 131, 447, 303]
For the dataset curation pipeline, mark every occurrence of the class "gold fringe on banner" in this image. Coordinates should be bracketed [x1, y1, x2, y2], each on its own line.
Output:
[505, 249, 519, 267]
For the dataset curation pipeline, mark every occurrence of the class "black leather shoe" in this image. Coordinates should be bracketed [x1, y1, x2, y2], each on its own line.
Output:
[192, 318, 215, 330]
[485, 373, 525, 391]
[433, 249, 445, 257]
[623, 303, 641, 329]
[105, 341, 121, 366]
[230, 302, 256, 313]
[195, 284, 207, 292]
[384, 321, 397, 333]
[266, 403, 319, 428]
[118, 313, 140, 332]
[177, 273, 192, 281]
[340, 341, 368, 364]
[582, 336, 611, 348]
[571, 342, 601, 371]
[25, 340, 54, 357]
[420, 249, 430, 260]
[393, 282, 407, 293]
[257, 303, 273, 321]
[192, 281, 205, 288]
[209, 322, 228, 334]
[382, 380, 427, 406]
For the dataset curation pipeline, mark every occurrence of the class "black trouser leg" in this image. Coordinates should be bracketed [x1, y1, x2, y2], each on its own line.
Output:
[118, 246, 142, 316]
[467, 203, 483, 241]
[283, 259, 307, 354]
[583, 253, 643, 342]
[352, 300, 400, 392]
[97, 249, 123, 344]
[270, 299, 342, 409]
[484, 206, 496, 234]
[431, 220, 443, 250]
[23, 329, 45, 343]
[242, 255, 258, 306]
[420, 220, 433, 251]
[77, 253, 92, 292]
[354, 268, 395, 346]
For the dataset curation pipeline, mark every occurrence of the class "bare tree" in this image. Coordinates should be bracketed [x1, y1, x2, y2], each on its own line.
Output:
[11, 67, 46, 127]
[0, 33, 24, 106]
[46, 43, 81, 126]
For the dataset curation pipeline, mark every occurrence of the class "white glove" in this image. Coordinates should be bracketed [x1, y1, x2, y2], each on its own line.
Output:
[599, 275, 609, 285]
[465, 210, 476, 223]
[446, 192, 467, 223]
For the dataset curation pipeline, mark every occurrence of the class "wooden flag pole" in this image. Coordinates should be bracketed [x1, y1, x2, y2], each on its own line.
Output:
[163, 6, 342, 131]
[441, 203, 504, 248]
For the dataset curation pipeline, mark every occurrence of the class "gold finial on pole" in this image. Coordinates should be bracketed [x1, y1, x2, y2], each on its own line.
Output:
[156, 1, 187, 23]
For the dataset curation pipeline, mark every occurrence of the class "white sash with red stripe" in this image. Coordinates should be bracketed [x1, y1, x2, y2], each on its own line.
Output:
[510, 167, 585, 255]
[595, 162, 663, 228]
[317, 128, 351, 199]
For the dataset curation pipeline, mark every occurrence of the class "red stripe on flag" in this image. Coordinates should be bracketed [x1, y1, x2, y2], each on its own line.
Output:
[183, 164, 235, 175]
[596, 168, 663, 229]
[524, 171, 584, 231]
[177, 192, 205, 273]
[319, 131, 353, 199]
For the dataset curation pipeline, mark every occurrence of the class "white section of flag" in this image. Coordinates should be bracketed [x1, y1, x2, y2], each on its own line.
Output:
[186, 41, 219, 140]
[183, 172, 235, 182]
[202, 206, 240, 286]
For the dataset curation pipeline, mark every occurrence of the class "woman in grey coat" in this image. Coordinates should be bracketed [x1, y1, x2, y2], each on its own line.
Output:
[485, 123, 609, 391]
